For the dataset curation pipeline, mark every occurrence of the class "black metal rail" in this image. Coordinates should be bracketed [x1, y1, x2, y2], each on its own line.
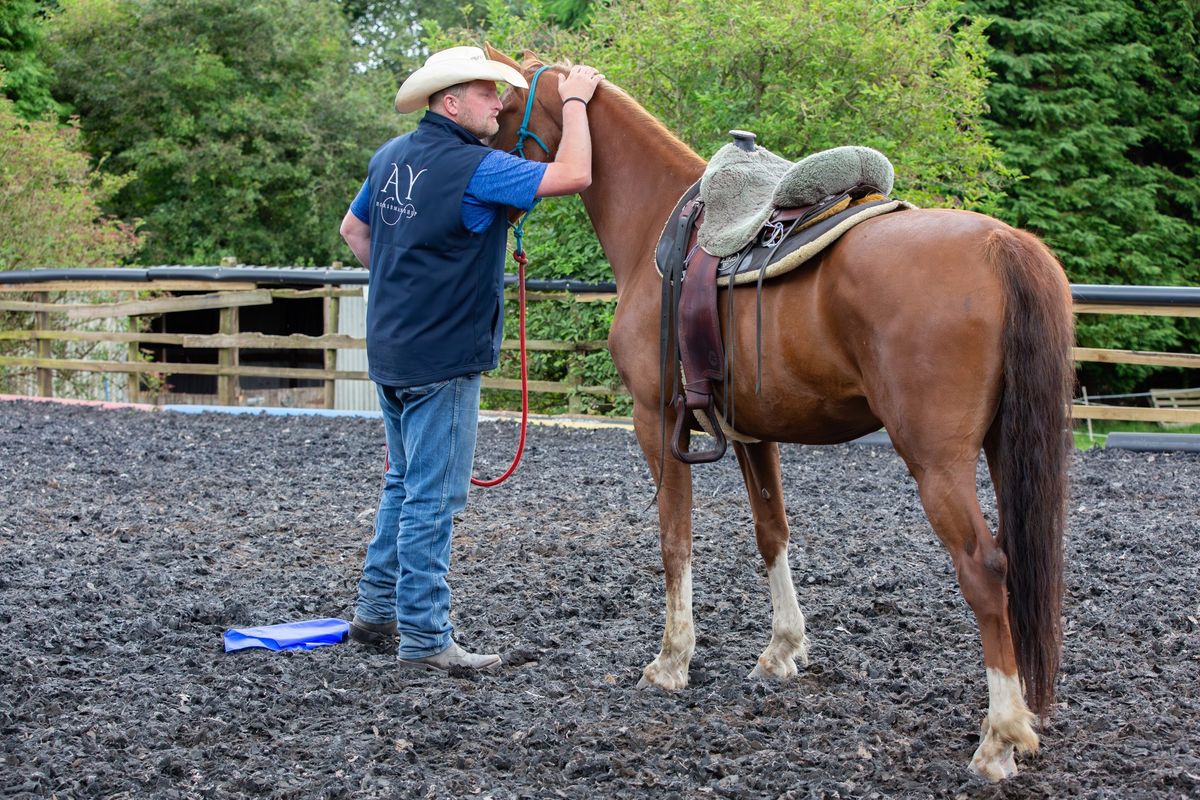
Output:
[0, 266, 619, 295]
[1, 266, 1198, 305]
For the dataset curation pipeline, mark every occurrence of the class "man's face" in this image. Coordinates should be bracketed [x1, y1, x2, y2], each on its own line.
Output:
[451, 80, 504, 140]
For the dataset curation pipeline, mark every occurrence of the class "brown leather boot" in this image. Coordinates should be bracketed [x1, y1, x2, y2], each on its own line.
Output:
[349, 615, 397, 646]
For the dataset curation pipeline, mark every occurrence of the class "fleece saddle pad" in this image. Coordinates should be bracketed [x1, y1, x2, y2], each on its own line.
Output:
[655, 181, 913, 289]
[699, 143, 897, 258]
[714, 194, 912, 286]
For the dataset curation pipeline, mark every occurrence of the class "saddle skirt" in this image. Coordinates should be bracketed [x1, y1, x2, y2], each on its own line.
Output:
[699, 142, 897, 257]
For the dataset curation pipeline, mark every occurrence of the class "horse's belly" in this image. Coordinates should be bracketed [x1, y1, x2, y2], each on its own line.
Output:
[720, 390, 881, 445]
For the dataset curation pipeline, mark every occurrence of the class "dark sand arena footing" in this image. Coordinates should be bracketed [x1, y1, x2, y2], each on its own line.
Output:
[1, 400, 1197, 798]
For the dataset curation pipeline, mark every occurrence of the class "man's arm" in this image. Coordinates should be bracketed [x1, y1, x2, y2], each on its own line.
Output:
[535, 65, 604, 198]
[340, 210, 371, 269]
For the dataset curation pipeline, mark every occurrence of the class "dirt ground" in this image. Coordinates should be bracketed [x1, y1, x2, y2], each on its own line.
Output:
[1, 398, 1197, 799]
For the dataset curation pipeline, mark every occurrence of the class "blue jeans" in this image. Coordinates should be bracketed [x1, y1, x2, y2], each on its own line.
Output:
[355, 374, 481, 658]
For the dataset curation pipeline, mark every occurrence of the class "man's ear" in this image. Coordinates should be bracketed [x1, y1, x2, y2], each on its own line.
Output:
[436, 91, 457, 117]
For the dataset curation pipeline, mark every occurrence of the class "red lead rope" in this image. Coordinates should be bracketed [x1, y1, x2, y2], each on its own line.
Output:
[470, 249, 530, 487]
[381, 251, 530, 488]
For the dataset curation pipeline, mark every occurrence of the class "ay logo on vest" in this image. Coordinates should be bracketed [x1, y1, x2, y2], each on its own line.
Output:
[377, 163, 427, 225]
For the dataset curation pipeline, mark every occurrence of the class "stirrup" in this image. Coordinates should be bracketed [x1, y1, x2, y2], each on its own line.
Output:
[670, 395, 728, 464]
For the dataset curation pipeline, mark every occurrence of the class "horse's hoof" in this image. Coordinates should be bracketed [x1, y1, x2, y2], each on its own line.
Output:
[639, 663, 688, 690]
[969, 749, 1018, 782]
[970, 720, 1019, 782]
[748, 656, 798, 681]
[638, 674, 687, 690]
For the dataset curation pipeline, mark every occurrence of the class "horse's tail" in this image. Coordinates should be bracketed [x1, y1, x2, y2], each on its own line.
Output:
[987, 226, 1074, 718]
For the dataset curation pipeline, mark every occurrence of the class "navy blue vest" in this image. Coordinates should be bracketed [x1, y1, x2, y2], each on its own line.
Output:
[364, 112, 508, 386]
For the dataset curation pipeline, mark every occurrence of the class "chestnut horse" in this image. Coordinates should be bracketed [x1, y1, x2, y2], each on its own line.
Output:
[487, 46, 1073, 781]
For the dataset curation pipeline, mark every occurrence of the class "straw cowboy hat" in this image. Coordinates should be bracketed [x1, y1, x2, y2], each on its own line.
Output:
[394, 46, 529, 114]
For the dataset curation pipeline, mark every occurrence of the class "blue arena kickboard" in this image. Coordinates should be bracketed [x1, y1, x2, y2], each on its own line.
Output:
[223, 618, 350, 652]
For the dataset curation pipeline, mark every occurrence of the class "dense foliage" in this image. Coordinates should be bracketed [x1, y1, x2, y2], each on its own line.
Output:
[44, 0, 397, 266]
[339, 0, 488, 78]
[0, 0, 59, 119]
[0, 87, 143, 398]
[1, 0, 1195, 406]
[0, 89, 140, 268]
[968, 0, 1200, 390]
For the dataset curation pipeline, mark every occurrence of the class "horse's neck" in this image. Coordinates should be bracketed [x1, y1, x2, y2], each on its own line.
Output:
[579, 90, 705, 289]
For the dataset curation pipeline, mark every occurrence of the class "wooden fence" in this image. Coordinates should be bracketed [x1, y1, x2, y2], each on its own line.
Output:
[1, 273, 1199, 426]
[0, 276, 620, 411]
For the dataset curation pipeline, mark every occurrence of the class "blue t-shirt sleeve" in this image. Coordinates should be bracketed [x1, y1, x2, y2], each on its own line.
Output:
[349, 178, 370, 223]
[461, 150, 548, 233]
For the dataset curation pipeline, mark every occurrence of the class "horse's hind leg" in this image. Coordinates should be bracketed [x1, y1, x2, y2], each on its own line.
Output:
[901, 452, 1038, 780]
[632, 403, 696, 690]
[734, 440, 809, 679]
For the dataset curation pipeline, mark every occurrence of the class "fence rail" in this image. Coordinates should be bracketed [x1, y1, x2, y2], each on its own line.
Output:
[1, 268, 1198, 425]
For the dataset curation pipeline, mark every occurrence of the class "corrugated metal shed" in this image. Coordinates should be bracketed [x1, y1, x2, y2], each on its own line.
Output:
[335, 287, 374, 411]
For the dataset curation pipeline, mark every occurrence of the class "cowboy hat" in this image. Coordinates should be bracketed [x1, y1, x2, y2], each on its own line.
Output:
[394, 46, 529, 114]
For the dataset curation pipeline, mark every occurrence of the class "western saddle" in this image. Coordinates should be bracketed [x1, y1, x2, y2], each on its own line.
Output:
[655, 131, 909, 463]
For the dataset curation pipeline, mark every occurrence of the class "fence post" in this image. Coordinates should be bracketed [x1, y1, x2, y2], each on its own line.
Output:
[34, 292, 53, 397]
[125, 315, 142, 403]
[323, 284, 340, 410]
[1081, 386, 1094, 442]
[218, 301, 239, 406]
[566, 299, 583, 415]
[567, 349, 583, 415]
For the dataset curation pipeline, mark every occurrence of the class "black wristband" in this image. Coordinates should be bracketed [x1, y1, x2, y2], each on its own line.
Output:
[563, 96, 589, 108]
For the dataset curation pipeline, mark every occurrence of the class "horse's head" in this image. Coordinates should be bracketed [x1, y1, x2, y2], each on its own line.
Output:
[485, 44, 567, 163]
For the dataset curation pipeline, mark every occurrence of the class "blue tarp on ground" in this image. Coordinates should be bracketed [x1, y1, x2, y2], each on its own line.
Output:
[223, 618, 349, 652]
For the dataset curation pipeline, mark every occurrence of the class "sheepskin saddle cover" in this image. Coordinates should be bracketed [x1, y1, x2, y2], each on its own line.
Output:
[699, 143, 897, 258]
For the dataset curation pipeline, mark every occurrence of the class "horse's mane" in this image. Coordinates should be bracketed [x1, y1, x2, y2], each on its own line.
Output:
[600, 83, 705, 167]
[532, 59, 705, 169]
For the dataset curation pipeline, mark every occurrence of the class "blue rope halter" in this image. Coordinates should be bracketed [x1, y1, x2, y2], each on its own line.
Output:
[512, 65, 553, 159]
[508, 65, 553, 256]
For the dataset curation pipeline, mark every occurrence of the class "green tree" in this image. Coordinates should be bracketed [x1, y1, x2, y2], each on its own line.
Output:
[541, 0, 594, 29]
[0, 85, 140, 268]
[1, 78, 143, 397]
[595, 0, 1004, 207]
[44, 0, 398, 266]
[0, 0, 60, 118]
[338, 0, 488, 78]
[969, 0, 1200, 391]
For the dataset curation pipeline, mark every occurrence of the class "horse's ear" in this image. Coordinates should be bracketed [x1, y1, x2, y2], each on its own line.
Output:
[521, 49, 545, 70]
[485, 42, 523, 72]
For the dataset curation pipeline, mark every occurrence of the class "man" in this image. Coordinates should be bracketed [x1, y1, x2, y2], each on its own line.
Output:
[339, 46, 603, 671]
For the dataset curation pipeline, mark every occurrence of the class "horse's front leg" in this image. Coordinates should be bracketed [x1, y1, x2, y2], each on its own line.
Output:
[733, 441, 809, 680]
[632, 403, 695, 690]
